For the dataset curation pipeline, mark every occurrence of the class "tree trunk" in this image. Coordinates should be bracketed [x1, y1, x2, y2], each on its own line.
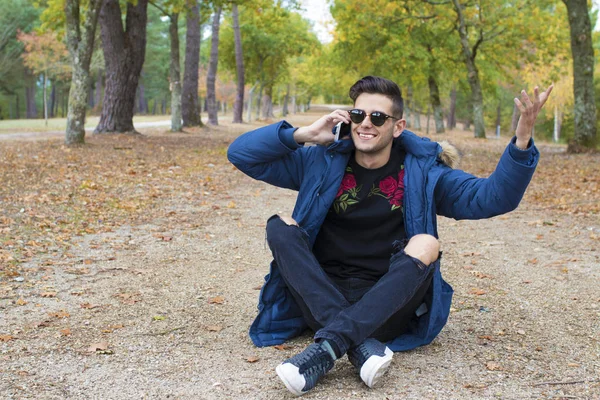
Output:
[563, 0, 597, 151]
[95, 0, 148, 134]
[261, 86, 274, 119]
[510, 103, 519, 133]
[452, 0, 486, 138]
[15, 93, 20, 119]
[426, 104, 431, 135]
[206, 6, 222, 126]
[246, 85, 254, 122]
[95, 70, 103, 111]
[49, 83, 56, 118]
[65, 0, 103, 145]
[447, 85, 456, 129]
[182, 2, 202, 127]
[137, 80, 147, 114]
[25, 75, 37, 118]
[282, 83, 290, 117]
[43, 72, 48, 126]
[232, 4, 244, 123]
[169, 13, 182, 131]
[553, 105, 562, 143]
[405, 84, 412, 128]
[413, 108, 421, 130]
[495, 101, 501, 138]
[255, 84, 263, 120]
[88, 82, 95, 108]
[428, 74, 444, 134]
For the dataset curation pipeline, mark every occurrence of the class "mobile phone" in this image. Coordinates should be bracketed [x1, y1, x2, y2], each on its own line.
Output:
[334, 122, 351, 141]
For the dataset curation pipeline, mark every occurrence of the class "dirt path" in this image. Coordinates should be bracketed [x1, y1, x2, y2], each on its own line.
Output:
[0, 119, 598, 399]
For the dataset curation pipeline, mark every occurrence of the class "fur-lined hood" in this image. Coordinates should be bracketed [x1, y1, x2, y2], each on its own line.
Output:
[391, 130, 460, 169]
[438, 140, 460, 169]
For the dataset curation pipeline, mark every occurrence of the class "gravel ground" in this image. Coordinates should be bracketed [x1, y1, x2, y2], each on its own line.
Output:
[1, 117, 598, 399]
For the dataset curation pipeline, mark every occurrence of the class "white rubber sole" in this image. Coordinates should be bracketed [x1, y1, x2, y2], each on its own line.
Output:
[276, 363, 305, 396]
[360, 346, 393, 388]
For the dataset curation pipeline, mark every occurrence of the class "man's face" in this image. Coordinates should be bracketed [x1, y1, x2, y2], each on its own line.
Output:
[351, 93, 405, 159]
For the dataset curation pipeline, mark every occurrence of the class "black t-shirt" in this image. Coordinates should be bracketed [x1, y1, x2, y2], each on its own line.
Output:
[313, 149, 407, 281]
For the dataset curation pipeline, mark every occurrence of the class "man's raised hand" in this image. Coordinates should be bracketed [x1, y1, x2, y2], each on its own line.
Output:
[293, 110, 351, 146]
[514, 84, 554, 149]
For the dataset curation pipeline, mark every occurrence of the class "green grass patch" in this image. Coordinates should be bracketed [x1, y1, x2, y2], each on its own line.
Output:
[0, 115, 171, 134]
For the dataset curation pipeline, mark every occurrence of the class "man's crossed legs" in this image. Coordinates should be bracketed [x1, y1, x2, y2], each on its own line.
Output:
[266, 215, 440, 396]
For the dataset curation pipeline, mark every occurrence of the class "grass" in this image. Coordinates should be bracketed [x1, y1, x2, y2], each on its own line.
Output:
[0, 115, 172, 134]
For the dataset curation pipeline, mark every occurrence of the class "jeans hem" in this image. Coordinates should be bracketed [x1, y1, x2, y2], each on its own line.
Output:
[314, 332, 347, 357]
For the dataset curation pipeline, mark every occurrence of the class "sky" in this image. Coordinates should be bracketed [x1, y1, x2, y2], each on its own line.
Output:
[299, 0, 334, 43]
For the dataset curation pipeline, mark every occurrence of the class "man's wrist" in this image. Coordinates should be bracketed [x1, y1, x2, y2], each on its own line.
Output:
[515, 137, 530, 150]
[293, 126, 312, 144]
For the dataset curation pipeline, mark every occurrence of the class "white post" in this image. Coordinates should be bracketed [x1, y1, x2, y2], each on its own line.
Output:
[553, 105, 559, 143]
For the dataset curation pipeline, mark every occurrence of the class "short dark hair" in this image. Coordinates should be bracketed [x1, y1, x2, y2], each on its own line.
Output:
[349, 76, 404, 118]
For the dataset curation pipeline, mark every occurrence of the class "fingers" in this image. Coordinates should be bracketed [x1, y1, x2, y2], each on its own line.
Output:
[540, 84, 554, 106]
[329, 109, 351, 125]
[521, 89, 533, 109]
[514, 97, 526, 113]
[515, 84, 553, 113]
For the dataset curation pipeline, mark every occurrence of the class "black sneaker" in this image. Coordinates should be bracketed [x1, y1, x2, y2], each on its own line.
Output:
[275, 342, 335, 396]
[347, 338, 393, 388]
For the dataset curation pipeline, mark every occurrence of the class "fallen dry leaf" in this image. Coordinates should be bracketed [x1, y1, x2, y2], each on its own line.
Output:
[102, 324, 125, 333]
[65, 268, 90, 275]
[208, 296, 225, 304]
[60, 328, 72, 336]
[470, 288, 486, 296]
[471, 271, 493, 279]
[80, 303, 101, 309]
[49, 311, 70, 319]
[274, 344, 292, 351]
[246, 356, 259, 363]
[0, 335, 14, 342]
[40, 292, 57, 298]
[87, 341, 109, 352]
[114, 292, 141, 304]
[486, 361, 502, 371]
[206, 325, 223, 332]
[16, 298, 27, 306]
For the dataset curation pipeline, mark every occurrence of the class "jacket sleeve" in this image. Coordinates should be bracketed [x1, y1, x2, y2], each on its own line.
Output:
[434, 137, 539, 220]
[227, 120, 307, 190]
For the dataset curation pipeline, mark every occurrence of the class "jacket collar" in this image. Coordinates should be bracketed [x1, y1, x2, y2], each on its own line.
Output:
[329, 129, 459, 168]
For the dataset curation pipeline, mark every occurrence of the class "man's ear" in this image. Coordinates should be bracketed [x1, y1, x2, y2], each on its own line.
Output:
[393, 119, 406, 138]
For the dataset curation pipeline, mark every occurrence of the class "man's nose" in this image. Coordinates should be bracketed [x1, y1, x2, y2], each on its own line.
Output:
[360, 114, 374, 127]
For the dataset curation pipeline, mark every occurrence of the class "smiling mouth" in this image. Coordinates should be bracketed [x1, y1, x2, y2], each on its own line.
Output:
[358, 133, 376, 140]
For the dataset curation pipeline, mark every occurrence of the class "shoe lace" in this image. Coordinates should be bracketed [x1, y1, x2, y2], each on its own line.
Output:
[296, 345, 333, 376]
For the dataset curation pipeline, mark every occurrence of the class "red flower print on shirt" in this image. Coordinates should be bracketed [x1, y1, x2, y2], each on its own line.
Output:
[368, 166, 405, 211]
[390, 190, 404, 207]
[379, 176, 398, 196]
[341, 174, 357, 191]
[333, 170, 362, 212]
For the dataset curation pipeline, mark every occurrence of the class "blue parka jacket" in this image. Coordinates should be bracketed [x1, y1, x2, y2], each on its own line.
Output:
[227, 121, 539, 352]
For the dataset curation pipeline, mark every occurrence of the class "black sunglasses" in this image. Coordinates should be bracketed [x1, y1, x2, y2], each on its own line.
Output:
[348, 109, 399, 127]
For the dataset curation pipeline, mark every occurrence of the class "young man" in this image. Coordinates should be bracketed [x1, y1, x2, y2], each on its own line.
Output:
[227, 76, 552, 396]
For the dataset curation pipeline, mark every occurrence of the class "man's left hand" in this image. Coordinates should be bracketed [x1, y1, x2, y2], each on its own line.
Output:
[514, 84, 553, 149]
